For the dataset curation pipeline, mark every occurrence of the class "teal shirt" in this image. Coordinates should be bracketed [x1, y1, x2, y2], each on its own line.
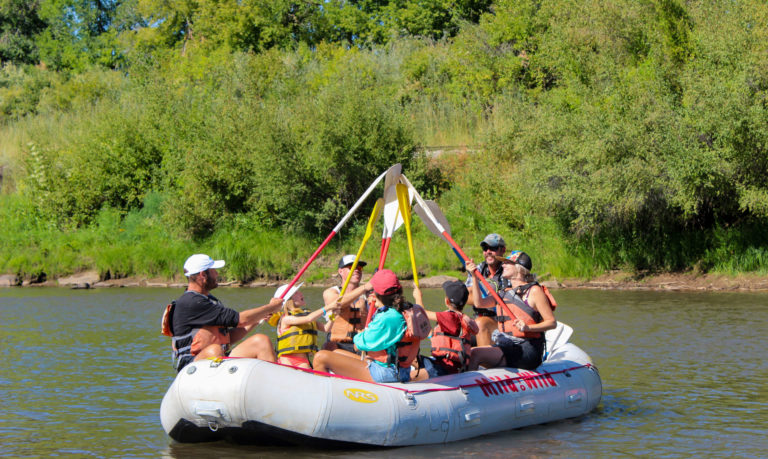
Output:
[353, 307, 406, 366]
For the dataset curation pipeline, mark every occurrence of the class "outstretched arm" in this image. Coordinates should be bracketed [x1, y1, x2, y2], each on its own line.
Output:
[282, 302, 341, 326]
[237, 297, 284, 328]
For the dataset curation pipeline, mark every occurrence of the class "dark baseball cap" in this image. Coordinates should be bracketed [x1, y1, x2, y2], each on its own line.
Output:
[442, 280, 469, 308]
[495, 251, 533, 270]
[480, 233, 506, 250]
[338, 254, 367, 269]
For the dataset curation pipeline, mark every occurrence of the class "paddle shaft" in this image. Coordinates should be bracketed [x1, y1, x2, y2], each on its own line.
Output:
[340, 198, 383, 298]
[279, 168, 391, 298]
[378, 237, 393, 270]
[397, 184, 419, 287]
[399, 175, 518, 320]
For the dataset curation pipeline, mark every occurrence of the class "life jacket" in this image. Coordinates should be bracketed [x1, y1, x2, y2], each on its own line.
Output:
[161, 301, 231, 370]
[367, 303, 431, 368]
[328, 286, 367, 343]
[276, 308, 319, 357]
[471, 261, 510, 317]
[495, 288, 544, 339]
[430, 311, 473, 372]
[513, 282, 558, 311]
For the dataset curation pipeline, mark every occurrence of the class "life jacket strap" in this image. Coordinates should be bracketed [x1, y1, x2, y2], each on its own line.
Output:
[277, 344, 318, 354]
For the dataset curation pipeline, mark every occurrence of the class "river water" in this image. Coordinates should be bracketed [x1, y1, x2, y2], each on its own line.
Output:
[0, 286, 766, 458]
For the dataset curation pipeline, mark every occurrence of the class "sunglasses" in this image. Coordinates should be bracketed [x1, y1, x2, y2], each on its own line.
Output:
[483, 246, 501, 252]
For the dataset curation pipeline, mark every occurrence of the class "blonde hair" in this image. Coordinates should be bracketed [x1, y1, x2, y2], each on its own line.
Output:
[515, 264, 537, 283]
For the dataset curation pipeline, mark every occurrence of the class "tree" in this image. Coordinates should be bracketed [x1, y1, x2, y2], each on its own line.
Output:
[36, 0, 124, 70]
[0, 0, 45, 64]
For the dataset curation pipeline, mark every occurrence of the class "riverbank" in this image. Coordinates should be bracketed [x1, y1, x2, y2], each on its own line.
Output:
[2, 270, 767, 291]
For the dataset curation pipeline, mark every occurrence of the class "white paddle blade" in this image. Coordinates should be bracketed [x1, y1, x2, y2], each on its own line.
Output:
[383, 164, 402, 191]
[382, 183, 403, 238]
[424, 200, 450, 235]
[545, 321, 574, 356]
[414, 201, 446, 240]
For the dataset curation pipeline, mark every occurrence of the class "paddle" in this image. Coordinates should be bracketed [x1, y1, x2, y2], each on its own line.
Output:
[544, 321, 574, 360]
[413, 199, 489, 297]
[378, 179, 404, 270]
[400, 175, 516, 322]
[339, 197, 384, 299]
[278, 164, 400, 299]
[396, 183, 419, 288]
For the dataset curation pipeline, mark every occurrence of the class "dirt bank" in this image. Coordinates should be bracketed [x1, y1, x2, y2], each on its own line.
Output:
[2, 270, 767, 291]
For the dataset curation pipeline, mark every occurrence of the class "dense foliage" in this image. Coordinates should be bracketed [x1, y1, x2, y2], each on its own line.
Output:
[1, 0, 767, 281]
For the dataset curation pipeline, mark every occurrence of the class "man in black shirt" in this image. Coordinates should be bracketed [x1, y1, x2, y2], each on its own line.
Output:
[169, 254, 283, 371]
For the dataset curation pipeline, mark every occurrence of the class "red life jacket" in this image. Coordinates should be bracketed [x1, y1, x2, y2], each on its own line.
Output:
[430, 311, 474, 372]
[495, 281, 557, 338]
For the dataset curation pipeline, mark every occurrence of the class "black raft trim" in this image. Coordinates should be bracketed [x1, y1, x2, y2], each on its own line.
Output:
[168, 418, 381, 449]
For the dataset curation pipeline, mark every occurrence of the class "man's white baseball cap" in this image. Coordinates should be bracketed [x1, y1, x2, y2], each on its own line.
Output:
[183, 254, 225, 277]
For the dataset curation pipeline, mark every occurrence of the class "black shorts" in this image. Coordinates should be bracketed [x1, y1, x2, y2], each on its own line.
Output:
[494, 335, 544, 370]
[335, 341, 360, 354]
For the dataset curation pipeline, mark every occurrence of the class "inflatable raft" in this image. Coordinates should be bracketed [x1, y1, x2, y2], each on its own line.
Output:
[160, 328, 601, 447]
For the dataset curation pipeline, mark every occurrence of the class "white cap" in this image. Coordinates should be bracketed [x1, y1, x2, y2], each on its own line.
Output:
[275, 282, 304, 303]
[183, 254, 225, 277]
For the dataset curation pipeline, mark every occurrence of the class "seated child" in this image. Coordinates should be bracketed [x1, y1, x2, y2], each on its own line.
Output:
[411, 280, 479, 381]
[273, 283, 338, 369]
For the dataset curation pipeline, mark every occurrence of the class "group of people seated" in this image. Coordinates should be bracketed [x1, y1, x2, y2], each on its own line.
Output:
[162, 233, 557, 384]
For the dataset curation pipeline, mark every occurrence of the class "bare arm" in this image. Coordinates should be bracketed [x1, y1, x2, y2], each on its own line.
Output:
[324, 282, 371, 308]
[237, 297, 284, 328]
[465, 260, 495, 309]
[514, 286, 556, 333]
[282, 302, 341, 327]
[412, 285, 424, 307]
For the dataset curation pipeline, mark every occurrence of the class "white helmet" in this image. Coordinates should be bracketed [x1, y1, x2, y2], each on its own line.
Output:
[274, 282, 304, 304]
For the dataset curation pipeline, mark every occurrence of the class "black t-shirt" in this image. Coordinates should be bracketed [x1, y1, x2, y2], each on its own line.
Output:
[172, 291, 240, 337]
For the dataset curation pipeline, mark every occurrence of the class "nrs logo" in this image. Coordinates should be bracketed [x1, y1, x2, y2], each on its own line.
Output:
[344, 388, 379, 403]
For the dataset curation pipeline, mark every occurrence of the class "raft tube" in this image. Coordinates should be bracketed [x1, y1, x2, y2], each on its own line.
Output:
[160, 342, 601, 447]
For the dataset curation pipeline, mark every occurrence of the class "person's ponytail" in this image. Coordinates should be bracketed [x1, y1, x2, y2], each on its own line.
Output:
[376, 289, 411, 314]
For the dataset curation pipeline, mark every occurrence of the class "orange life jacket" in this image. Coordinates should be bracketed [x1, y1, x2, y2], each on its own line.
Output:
[367, 303, 431, 368]
[161, 301, 231, 369]
[430, 311, 474, 372]
[328, 287, 368, 343]
[495, 286, 544, 339]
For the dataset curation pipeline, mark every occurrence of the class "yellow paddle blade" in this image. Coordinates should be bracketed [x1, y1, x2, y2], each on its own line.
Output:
[340, 197, 384, 297]
[396, 184, 419, 287]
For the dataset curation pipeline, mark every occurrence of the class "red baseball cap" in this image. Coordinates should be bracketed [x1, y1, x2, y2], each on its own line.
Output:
[370, 269, 402, 295]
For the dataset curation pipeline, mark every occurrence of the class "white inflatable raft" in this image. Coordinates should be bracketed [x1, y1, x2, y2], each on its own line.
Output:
[160, 325, 602, 447]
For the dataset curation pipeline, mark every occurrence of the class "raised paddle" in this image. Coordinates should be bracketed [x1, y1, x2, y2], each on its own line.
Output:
[378, 179, 404, 270]
[400, 175, 519, 322]
[396, 183, 419, 287]
[278, 164, 399, 299]
[413, 199, 489, 297]
[339, 197, 384, 299]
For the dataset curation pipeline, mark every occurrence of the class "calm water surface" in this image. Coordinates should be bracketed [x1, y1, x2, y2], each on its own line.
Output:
[1, 287, 766, 458]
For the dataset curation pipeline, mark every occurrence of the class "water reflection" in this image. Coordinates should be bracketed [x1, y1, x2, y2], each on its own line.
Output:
[1, 287, 767, 457]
